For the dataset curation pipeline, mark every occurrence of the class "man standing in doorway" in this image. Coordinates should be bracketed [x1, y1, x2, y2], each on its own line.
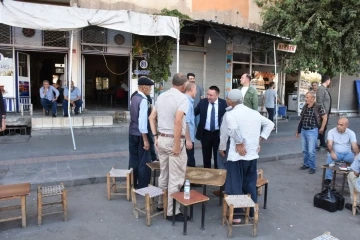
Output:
[238, 73, 258, 110]
[129, 77, 154, 189]
[195, 86, 227, 169]
[40, 80, 59, 117]
[296, 91, 327, 174]
[187, 73, 204, 127]
[316, 75, 332, 150]
[63, 81, 82, 117]
[185, 82, 197, 167]
[149, 73, 189, 222]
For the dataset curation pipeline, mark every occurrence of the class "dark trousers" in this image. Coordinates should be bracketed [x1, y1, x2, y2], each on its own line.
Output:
[318, 118, 329, 146]
[186, 142, 195, 167]
[128, 134, 151, 189]
[266, 107, 275, 123]
[201, 130, 220, 169]
[40, 98, 57, 114]
[147, 128, 157, 161]
[63, 99, 82, 115]
[225, 159, 258, 218]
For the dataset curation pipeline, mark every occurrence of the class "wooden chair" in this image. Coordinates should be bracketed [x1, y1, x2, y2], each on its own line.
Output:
[351, 187, 360, 216]
[37, 183, 67, 226]
[131, 185, 167, 226]
[107, 168, 133, 201]
[0, 183, 30, 228]
[222, 194, 259, 238]
[256, 169, 269, 209]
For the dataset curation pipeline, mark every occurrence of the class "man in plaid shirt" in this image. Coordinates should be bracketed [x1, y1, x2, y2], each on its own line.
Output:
[296, 91, 327, 174]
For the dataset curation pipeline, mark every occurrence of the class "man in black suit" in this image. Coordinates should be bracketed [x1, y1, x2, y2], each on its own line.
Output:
[195, 86, 227, 169]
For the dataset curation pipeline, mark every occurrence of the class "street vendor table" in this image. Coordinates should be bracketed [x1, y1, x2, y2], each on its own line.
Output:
[185, 167, 227, 206]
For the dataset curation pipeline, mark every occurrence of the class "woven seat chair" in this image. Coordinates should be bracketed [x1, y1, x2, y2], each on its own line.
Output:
[107, 167, 133, 201]
[131, 185, 167, 226]
[37, 183, 67, 226]
[222, 194, 259, 238]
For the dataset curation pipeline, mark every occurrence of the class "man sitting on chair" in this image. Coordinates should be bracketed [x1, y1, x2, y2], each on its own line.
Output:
[324, 117, 359, 186]
[63, 81, 82, 117]
[40, 80, 59, 117]
[345, 154, 360, 212]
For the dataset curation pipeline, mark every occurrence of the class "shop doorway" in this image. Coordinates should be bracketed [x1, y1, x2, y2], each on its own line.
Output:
[17, 51, 67, 109]
[81, 54, 129, 110]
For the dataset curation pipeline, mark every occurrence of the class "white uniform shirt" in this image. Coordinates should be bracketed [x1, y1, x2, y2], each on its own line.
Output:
[225, 104, 274, 161]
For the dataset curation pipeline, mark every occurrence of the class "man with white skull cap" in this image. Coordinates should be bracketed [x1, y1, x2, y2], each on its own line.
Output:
[224, 89, 274, 223]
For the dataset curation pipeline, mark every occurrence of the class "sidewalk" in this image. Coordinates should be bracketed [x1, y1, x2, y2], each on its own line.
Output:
[0, 117, 358, 186]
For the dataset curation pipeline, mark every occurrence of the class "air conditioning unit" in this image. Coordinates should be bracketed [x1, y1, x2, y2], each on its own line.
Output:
[186, 34, 203, 46]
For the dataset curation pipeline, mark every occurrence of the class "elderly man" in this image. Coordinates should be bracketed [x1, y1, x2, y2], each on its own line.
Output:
[129, 77, 154, 189]
[224, 89, 274, 223]
[184, 82, 197, 167]
[345, 155, 360, 212]
[238, 73, 258, 110]
[316, 75, 332, 150]
[40, 80, 59, 117]
[296, 91, 327, 174]
[149, 73, 189, 222]
[63, 81, 82, 117]
[187, 73, 204, 127]
[324, 118, 358, 185]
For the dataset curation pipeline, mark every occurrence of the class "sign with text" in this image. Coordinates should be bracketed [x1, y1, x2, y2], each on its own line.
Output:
[277, 43, 297, 53]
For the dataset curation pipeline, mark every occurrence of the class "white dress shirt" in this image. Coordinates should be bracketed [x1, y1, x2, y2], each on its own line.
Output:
[225, 104, 274, 161]
[219, 106, 233, 151]
[205, 99, 219, 131]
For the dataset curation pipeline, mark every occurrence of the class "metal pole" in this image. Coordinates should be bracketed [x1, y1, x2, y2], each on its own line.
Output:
[176, 37, 180, 73]
[337, 72, 342, 113]
[273, 40, 278, 133]
[68, 30, 77, 150]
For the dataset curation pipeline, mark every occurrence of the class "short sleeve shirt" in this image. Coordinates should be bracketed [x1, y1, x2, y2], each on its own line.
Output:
[301, 104, 326, 129]
[350, 154, 360, 172]
[327, 128, 357, 153]
[155, 88, 189, 135]
[264, 89, 277, 108]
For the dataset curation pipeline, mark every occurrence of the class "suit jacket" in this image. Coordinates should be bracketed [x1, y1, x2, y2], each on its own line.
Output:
[194, 98, 227, 140]
[316, 85, 331, 114]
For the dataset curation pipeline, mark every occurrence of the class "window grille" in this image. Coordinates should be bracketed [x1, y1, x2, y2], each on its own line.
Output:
[0, 24, 12, 44]
[81, 26, 107, 52]
[43, 31, 69, 47]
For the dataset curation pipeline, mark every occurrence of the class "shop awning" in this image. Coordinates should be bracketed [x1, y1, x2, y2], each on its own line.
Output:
[0, 0, 180, 39]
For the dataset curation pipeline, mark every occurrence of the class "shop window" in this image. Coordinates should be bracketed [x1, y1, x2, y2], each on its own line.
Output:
[233, 53, 250, 63]
[0, 24, 12, 44]
[18, 53, 28, 77]
[43, 31, 69, 47]
[252, 51, 267, 64]
[81, 26, 107, 52]
[179, 33, 204, 47]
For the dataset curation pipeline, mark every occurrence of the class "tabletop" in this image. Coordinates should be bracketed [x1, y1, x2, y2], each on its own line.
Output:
[171, 190, 209, 206]
[185, 167, 227, 186]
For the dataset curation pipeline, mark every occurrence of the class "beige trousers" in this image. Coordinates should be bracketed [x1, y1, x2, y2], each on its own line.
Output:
[347, 172, 360, 204]
[157, 136, 187, 216]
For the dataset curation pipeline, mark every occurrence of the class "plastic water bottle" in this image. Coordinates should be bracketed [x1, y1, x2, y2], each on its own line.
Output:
[184, 179, 190, 199]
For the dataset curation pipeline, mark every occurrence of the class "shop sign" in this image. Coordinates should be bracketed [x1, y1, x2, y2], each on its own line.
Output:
[134, 70, 150, 75]
[277, 43, 297, 53]
[139, 60, 148, 69]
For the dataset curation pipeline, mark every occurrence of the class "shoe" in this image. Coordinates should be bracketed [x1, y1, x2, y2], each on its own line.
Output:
[52, 114, 56, 118]
[166, 213, 190, 222]
[324, 179, 331, 186]
[316, 146, 321, 151]
[212, 190, 222, 197]
[345, 203, 353, 211]
[299, 165, 310, 170]
[45, 110, 49, 116]
[64, 115, 68, 117]
[156, 207, 164, 212]
[309, 168, 316, 174]
[75, 112, 79, 115]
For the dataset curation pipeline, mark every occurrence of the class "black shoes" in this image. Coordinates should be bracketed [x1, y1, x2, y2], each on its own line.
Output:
[324, 179, 332, 186]
[75, 112, 79, 115]
[156, 207, 164, 212]
[345, 203, 352, 211]
[64, 115, 68, 117]
[299, 165, 310, 170]
[52, 114, 56, 118]
[166, 213, 190, 222]
[309, 168, 316, 174]
[45, 110, 49, 116]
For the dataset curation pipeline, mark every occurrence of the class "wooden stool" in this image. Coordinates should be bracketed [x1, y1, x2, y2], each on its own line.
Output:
[222, 194, 259, 238]
[107, 168, 133, 201]
[256, 170, 269, 209]
[37, 183, 68, 226]
[351, 187, 360, 216]
[146, 161, 160, 186]
[171, 190, 209, 235]
[257, 169, 264, 195]
[131, 185, 167, 226]
[0, 183, 30, 228]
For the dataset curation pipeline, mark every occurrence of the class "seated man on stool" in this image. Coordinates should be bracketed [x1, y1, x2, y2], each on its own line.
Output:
[345, 154, 360, 212]
[63, 81, 82, 117]
[324, 117, 359, 186]
[40, 80, 59, 117]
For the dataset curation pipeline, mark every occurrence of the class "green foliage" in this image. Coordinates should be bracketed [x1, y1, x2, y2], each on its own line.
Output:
[133, 9, 191, 83]
[255, 0, 360, 76]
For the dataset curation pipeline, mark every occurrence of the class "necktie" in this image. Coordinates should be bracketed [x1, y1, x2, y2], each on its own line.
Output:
[210, 102, 215, 132]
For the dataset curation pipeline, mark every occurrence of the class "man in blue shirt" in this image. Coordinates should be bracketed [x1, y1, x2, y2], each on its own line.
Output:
[63, 81, 82, 117]
[129, 77, 154, 189]
[185, 82, 197, 167]
[39, 80, 59, 117]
